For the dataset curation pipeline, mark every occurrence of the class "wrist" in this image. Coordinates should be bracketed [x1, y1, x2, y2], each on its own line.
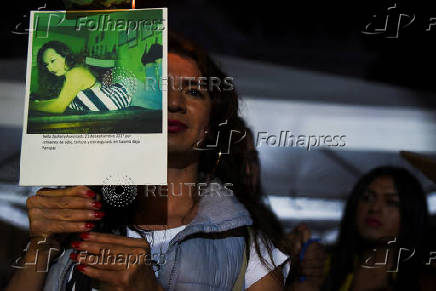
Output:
[18, 237, 63, 270]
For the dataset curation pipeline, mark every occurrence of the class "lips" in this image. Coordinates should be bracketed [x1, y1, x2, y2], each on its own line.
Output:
[365, 218, 382, 227]
[168, 119, 187, 133]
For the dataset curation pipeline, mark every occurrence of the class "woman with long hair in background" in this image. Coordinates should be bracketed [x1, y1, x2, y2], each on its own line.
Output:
[322, 166, 435, 291]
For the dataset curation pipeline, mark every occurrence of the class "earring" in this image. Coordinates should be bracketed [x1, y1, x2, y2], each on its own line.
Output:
[211, 150, 222, 175]
[215, 150, 222, 167]
[193, 129, 209, 150]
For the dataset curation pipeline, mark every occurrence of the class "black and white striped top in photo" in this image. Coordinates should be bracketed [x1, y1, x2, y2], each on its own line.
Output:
[68, 82, 131, 112]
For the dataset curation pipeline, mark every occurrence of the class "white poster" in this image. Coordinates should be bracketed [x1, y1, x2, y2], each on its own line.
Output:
[20, 8, 167, 186]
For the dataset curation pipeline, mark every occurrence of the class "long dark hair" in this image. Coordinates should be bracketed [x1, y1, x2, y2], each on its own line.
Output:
[36, 41, 80, 98]
[322, 166, 429, 291]
[168, 31, 286, 271]
[69, 32, 286, 289]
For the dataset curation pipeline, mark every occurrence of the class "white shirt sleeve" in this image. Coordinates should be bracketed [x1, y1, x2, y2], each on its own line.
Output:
[244, 236, 291, 289]
[128, 226, 291, 289]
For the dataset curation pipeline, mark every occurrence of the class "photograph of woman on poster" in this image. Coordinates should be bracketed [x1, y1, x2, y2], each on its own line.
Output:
[30, 41, 132, 114]
[25, 9, 165, 134]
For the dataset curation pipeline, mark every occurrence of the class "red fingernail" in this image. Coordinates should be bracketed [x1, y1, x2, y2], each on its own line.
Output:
[76, 265, 86, 272]
[70, 253, 78, 260]
[85, 190, 96, 198]
[71, 241, 81, 249]
[80, 232, 90, 240]
[92, 201, 102, 209]
[94, 211, 105, 219]
[84, 222, 95, 230]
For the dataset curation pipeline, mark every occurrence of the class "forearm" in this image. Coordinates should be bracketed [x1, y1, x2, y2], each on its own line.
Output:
[6, 266, 47, 291]
[6, 239, 61, 291]
[6, 247, 51, 291]
[30, 99, 67, 113]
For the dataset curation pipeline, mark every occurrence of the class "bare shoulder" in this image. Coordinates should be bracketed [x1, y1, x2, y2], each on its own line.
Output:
[67, 65, 85, 74]
[65, 66, 95, 88]
[246, 266, 283, 291]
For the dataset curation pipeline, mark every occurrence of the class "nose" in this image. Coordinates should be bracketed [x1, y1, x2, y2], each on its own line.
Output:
[168, 77, 186, 113]
[368, 197, 383, 213]
[47, 64, 55, 73]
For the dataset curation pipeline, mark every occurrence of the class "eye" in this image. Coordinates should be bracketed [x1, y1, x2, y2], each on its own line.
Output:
[186, 88, 204, 97]
[361, 191, 376, 202]
[386, 199, 400, 207]
[45, 59, 55, 67]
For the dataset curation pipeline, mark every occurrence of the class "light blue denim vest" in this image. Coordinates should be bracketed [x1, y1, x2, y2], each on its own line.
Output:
[43, 181, 253, 291]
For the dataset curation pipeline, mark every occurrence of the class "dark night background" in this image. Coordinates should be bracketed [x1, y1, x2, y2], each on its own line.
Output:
[2, 0, 436, 97]
[0, 0, 435, 288]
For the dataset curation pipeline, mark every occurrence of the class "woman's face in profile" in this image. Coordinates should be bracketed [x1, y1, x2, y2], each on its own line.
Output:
[42, 48, 68, 77]
[355, 175, 401, 243]
[167, 53, 212, 154]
